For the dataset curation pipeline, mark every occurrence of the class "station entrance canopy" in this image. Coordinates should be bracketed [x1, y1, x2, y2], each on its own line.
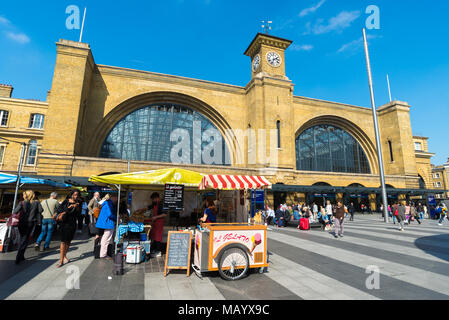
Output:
[271, 184, 447, 196]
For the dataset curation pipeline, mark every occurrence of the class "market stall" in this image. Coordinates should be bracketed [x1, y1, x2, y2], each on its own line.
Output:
[0, 172, 72, 252]
[192, 174, 271, 280]
[89, 168, 205, 255]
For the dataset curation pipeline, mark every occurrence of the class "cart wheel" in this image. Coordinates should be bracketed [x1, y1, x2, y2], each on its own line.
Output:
[218, 246, 249, 281]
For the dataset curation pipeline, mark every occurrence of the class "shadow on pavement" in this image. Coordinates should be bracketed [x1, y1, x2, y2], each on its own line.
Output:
[0, 229, 94, 299]
[0, 258, 58, 299]
[414, 234, 449, 263]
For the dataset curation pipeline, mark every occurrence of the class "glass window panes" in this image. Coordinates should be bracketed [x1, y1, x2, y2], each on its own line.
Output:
[26, 140, 38, 166]
[414, 142, 422, 151]
[0, 146, 5, 164]
[0, 110, 9, 127]
[296, 125, 371, 174]
[100, 104, 229, 166]
[29, 114, 45, 129]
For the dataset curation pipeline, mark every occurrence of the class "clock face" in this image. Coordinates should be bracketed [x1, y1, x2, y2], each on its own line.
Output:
[252, 54, 260, 72]
[266, 51, 282, 67]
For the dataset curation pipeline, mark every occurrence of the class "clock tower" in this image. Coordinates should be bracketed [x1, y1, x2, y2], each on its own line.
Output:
[244, 33, 292, 80]
[243, 33, 296, 170]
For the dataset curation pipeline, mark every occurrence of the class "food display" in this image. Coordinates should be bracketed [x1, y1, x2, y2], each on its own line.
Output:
[129, 210, 146, 223]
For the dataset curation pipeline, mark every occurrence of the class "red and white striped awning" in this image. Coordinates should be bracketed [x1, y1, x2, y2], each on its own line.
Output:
[199, 175, 272, 190]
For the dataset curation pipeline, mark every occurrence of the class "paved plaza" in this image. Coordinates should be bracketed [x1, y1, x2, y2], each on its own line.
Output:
[1, 215, 449, 300]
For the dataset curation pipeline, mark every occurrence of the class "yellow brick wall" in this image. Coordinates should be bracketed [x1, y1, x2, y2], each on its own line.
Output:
[0, 98, 47, 173]
[0, 36, 433, 194]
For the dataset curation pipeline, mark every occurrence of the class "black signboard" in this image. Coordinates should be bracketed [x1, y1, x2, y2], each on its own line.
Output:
[163, 184, 184, 211]
[164, 231, 192, 277]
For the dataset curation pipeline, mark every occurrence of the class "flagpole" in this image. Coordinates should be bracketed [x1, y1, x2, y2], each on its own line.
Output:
[387, 74, 392, 102]
[362, 28, 389, 223]
[79, 7, 87, 42]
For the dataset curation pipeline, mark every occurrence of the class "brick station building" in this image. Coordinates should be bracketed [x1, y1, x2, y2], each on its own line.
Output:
[0, 33, 442, 210]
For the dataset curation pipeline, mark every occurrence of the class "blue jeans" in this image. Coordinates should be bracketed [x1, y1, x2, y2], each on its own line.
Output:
[419, 212, 424, 220]
[439, 215, 447, 224]
[36, 219, 56, 249]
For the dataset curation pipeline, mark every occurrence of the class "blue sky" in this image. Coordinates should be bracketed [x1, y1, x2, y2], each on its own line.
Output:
[1, 0, 448, 164]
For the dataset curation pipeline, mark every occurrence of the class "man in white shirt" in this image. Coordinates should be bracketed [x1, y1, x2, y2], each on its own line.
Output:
[312, 202, 319, 220]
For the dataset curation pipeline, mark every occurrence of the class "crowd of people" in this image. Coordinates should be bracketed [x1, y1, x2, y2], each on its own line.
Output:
[9, 188, 449, 265]
[264, 200, 356, 236]
[261, 199, 449, 236]
[11, 189, 150, 266]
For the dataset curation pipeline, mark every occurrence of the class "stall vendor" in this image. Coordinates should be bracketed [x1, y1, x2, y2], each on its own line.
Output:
[135, 192, 166, 257]
[199, 200, 217, 223]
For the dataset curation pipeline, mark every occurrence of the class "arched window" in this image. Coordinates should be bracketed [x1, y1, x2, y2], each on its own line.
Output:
[296, 124, 371, 174]
[276, 120, 281, 149]
[388, 140, 394, 162]
[418, 175, 426, 189]
[100, 104, 230, 166]
[26, 140, 38, 166]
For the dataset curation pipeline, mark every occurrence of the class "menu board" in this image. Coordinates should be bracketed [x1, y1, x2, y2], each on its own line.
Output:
[163, 184, 184, 211]
[164, 231, 192, 277]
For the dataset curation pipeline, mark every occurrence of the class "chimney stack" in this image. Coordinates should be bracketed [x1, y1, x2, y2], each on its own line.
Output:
[0, 84, 13, 98]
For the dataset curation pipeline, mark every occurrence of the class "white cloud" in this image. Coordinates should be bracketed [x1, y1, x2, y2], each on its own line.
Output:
[337, 34, 378, 54]
[0, 15, 30, 44]
[291, 44, 314, 51]
[305, 10, 361, 35]
[0, 16, 11, 26]
[5, 31, 30, 44]
[299, 0, 326, 18]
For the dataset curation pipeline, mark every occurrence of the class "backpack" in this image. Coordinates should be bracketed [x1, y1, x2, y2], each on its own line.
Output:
[283, 210, 291, 223]
[93, 206, 102, 219]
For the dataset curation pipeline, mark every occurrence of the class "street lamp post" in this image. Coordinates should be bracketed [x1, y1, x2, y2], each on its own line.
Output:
[362, 28, 389, 223]
[4, 142, 27, 252]
[12, 143, 27, 214]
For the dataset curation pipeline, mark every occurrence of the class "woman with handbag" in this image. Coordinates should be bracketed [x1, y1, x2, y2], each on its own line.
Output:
[14, 190, 43, 265]
[55, 190, 81, 268]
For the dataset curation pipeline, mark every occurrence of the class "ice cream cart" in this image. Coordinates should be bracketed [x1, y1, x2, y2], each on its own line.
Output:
[193, 223, 268, 280]
[192, 174, 271, 280]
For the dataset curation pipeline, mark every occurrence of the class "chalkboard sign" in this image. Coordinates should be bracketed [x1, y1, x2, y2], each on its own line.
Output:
[163, 184, 184, 211]
[164, 231, 192, 277]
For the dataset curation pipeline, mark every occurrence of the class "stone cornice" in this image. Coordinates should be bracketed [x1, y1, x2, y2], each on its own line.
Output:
[0, 97, 48, 108]
[244, 33, 293, 58]
[0, 129, 44, 138]
[415, 151, 435, 159]
[245, 74, 293, 92]
[377, 101, 410, 115]
[293, 96, 371, 113]
[56, 39, 95, 70]
[96, 65, 246, 95]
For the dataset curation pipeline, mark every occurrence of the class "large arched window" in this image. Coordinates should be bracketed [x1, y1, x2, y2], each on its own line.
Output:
[100, 104, 230, 166]
[296, 125, 371, 174]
